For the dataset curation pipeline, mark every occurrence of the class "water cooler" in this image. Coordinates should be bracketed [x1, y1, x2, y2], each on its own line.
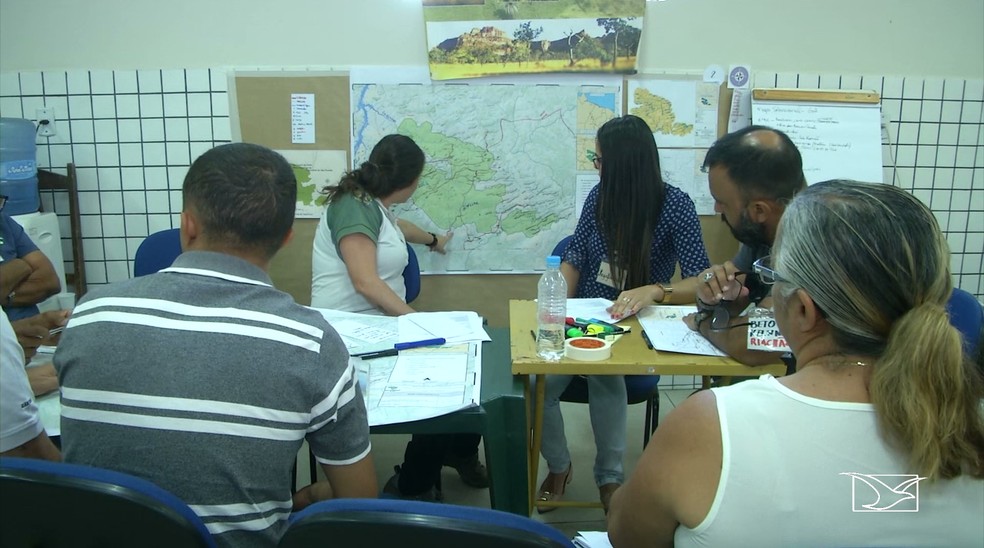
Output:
[11, 212, 75, 311]
[1, 117, 40, 215]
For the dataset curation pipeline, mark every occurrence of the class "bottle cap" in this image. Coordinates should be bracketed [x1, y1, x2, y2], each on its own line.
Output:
[546, 255, 561, 267]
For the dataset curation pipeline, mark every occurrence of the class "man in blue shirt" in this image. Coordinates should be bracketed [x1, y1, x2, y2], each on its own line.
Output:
[0, 208, 61, 321]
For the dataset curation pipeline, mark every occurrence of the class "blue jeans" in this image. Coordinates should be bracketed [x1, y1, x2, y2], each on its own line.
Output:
[539, 374, 627, 487]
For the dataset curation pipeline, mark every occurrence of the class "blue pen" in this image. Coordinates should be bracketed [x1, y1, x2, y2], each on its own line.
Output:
[394, 337, 446, 351]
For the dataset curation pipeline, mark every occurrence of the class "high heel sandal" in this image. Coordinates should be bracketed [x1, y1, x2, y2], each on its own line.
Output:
[535, 463, 573, 514]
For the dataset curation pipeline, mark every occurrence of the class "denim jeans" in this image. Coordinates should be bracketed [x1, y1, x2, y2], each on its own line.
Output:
[539, 374, 627, 487]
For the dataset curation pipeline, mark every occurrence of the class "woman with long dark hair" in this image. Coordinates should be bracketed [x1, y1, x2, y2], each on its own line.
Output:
[537, 115, 710, 513]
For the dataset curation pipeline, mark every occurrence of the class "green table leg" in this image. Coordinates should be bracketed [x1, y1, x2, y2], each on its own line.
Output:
[482, 395, 531, 516]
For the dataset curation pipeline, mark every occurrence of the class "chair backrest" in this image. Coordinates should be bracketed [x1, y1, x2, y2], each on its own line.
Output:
[279, 498, 573, 548]
[0, 457, 216, 548]
[947, 287, 983, 358]
[134, 228, 183, 277]
[404, 243, 421, 303]
[551, 235, 573, 258]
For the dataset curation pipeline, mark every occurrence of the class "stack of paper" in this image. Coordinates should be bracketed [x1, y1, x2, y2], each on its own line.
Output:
[636, 305, 726, 357]
[573, 531, 613, 548]
[314, 308, 484, 427]
[398, 311, 490, 345]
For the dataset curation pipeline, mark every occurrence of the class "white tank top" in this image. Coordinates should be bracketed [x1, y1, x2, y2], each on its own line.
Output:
[674, 375, 984, 548]
[311, 199, 408, 315]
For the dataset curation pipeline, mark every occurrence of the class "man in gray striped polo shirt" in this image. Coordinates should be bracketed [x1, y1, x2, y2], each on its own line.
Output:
[54, 143, 378, 548]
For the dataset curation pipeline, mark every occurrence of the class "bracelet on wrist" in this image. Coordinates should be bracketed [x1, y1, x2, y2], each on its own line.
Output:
[426, 232, 438, 248]
[654, 283, 673, 303]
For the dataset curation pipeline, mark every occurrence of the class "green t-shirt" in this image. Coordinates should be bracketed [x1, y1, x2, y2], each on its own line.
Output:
[325, 193, 384, 250]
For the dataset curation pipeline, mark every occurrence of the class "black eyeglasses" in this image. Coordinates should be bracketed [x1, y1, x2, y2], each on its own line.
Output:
[586, 150, 602, 169]
[752, 255, 790, 285]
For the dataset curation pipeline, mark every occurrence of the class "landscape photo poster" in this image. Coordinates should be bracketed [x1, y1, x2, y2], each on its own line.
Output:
[422, 0, 646, 80]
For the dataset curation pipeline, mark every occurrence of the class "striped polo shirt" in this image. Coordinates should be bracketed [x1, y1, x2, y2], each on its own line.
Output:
[54, 251, 371, 548]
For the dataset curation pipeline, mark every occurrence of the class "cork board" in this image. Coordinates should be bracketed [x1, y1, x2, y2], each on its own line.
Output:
[229, 71, 350, 151]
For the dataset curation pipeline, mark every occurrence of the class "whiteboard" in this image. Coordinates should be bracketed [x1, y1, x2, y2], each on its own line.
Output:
[751, 99, 883, 185]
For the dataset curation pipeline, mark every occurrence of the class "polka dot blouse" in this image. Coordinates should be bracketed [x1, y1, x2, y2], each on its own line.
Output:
[564, 183, 711, 299]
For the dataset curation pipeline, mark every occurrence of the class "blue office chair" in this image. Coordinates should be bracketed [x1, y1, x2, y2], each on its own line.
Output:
[279, 498, 573, 548]
[0, 457, 216, 548]
[551, 235, 662, 446]
[404, 242, 421, 303]
[947, 287, 983, 358]
[134, 227, 182, 277]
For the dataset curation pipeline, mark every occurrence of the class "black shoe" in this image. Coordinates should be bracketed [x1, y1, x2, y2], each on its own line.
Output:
[382, 466, 443, 502]
[443, 453, 489, 488]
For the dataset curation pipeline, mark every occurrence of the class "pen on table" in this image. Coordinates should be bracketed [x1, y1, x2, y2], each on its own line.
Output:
[394, 337, 446, 351]
[352, 348, 399, 360]
[641, 330, 654, 350]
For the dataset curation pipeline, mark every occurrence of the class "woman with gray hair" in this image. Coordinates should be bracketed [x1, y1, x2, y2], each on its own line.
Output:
[607, 180, 984, 547]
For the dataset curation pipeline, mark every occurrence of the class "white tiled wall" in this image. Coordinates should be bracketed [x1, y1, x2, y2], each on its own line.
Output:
[754, 72, 984, 298]
[0, 68, 230, 284]
[0, 68, 981, 299]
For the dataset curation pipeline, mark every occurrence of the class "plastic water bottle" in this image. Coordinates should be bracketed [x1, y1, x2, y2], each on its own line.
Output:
[0, 117, 40, 215]
[537, 255, 567, 361]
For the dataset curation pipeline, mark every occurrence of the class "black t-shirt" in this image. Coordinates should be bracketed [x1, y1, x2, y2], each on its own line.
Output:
[732, 243, 772, 305]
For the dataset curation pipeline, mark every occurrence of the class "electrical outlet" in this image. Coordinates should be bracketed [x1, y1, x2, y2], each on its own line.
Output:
[36, 107, 57, 137]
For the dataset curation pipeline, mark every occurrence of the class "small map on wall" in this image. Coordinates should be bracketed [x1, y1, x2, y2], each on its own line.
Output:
[628, 79, 719, 148]
[277, 149, 348, 219]
[626, 78, 720, 214]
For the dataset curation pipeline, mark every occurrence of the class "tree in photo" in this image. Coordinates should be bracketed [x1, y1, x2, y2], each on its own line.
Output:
[596, 17, 636, 67]
[574, 35, 610, 68]
[512, 21, 543, 65]
[563, 29, 587, 66]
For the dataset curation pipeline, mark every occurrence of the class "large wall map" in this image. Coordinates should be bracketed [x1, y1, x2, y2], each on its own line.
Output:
[353, 83, 612, 273]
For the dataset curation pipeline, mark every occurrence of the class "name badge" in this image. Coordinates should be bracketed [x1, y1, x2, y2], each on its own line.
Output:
[595, 261, 620, 289]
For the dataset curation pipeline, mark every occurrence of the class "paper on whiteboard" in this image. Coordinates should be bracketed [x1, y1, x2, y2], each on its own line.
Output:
[751, 100, 883, 184]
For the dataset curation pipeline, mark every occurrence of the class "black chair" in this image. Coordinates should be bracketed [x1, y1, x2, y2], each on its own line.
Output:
[279, 498, 573, 548]
[552, 235, 661, 446]
[0, 457, 216, 548]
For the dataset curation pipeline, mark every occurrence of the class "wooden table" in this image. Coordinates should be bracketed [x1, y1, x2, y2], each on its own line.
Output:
[509, 300, 786, 513]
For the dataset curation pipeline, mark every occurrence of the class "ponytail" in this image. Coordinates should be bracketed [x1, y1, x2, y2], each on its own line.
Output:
[320, 134, 424, 206]
[320, 161, 380, 205]
[869, 302, 984, 480]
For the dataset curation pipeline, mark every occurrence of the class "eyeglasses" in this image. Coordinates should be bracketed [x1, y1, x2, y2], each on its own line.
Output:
[586, 150, 602, 169]
[752, 255, 790, 285]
